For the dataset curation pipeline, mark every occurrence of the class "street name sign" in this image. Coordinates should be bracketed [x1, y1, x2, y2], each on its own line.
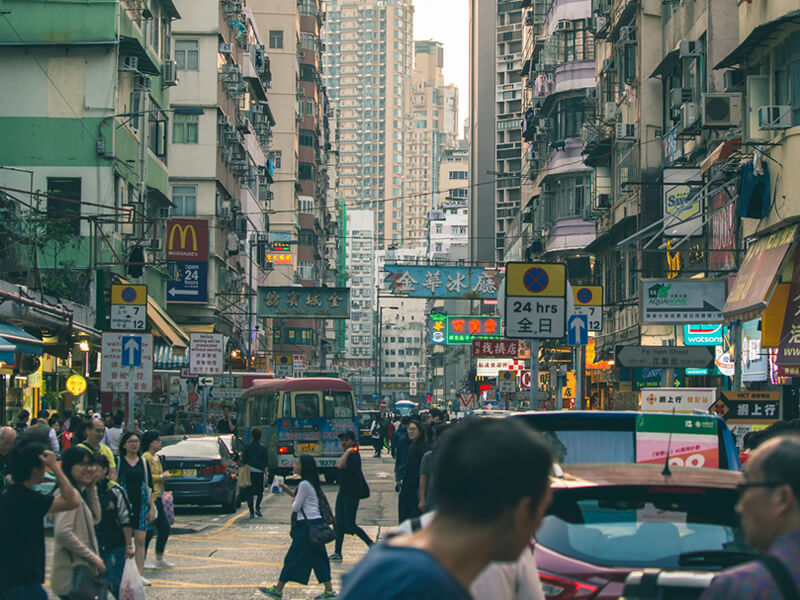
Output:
[641, 279, 725, 324]
[189, 333, 224, 376]
[567, 315, 588, 346]
[109, 284, 147, 331]
[572, 285, 602, 332]
[101, 332, 153, 393]
[615, 345, 714, 369]
[504, 262, 567, 338]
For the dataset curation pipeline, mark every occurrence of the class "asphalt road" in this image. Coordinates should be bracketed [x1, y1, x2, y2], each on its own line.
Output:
[46, 450, 399, 599]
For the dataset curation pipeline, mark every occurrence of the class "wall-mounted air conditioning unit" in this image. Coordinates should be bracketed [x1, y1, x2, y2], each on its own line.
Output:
[758, 105, 792, 130]
[702, 93, 742, 128]
[120, 56, 138, 72]
[162, 60, 178, 86]
[604, 101, 619, 122]
[669, 88, 692, 110]
[681, 102, 700, 130]
[679, 40, 701, 58]
[134, 76, 151, 92]
[615, 122, 637, 140]
[723, 69, 745, 92]
[219, 42, 233, 54]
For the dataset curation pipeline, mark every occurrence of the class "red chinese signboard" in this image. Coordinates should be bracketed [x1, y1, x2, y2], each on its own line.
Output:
[446, 315, 501, 344]
[165, 218, 209, 262]
[472, 339, 519, 357]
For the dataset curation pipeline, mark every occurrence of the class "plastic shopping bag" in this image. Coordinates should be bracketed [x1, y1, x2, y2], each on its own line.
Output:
[271, 475, 284, 494]
[119, 558, 146, 600]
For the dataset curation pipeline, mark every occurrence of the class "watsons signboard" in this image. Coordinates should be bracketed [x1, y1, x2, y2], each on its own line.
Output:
[684, 324, 726, 346]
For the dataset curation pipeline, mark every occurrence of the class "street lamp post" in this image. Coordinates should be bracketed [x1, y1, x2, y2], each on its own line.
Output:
[376, 300, 399, 409]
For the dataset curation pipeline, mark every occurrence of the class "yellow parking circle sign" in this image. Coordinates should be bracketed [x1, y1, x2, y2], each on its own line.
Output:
[111, 284, 147, 305]
[573, 285, 603, 306]
[276, 354, 293, 365]
[506, 263, 566, 297]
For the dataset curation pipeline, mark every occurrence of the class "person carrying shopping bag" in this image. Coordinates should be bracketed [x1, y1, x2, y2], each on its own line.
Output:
[50, 446, 107, 600]
[141, 431, 173, 570]
[259, 454, 337, 599]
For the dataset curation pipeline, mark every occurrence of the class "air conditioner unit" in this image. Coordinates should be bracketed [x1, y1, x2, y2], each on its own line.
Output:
[723, 69, 745, 92]
[598, 193, 611, 208]
[251, 103, 263, 114]
[619, 25, 636, 43]
[604, 101, 619, 122]
[679, 40, 701, 58]
[702, 93, 742, 128]
[615, 122, 637, 140]
[134, 76, 152, 92]
[669, 88, 692, 110]
[681, 101, 700, 130]
[162, 59, 178, 86]
[556, 19, 572, 31]
[120, 56, 139, 72]
[219, 42, 233, 54]
[758, 105, 792, 130]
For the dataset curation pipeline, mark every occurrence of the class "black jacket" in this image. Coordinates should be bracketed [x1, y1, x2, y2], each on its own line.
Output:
[243, 441, 268, 471]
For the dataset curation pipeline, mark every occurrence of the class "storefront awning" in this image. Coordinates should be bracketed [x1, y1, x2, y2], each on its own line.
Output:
[182, 324, 217, 334]
[0, 337, 15, 364]
[722, 225, 798, 321]
[650, 49, 680, 79]
[154, 341, 189, 370]
[0, 323, 44, 356]
[715, 10, 800, 69]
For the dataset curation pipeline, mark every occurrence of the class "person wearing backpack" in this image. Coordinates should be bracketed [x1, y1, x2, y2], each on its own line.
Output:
[259, 455, 337, 599]
[329, 431, 373, 562]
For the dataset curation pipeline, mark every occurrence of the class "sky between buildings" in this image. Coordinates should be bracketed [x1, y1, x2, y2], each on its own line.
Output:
[413, 0, 469, 131]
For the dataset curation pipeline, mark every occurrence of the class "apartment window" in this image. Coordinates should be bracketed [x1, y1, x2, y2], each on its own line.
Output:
[172, 113, 198, 143]
[449, 170, 468, 180]
[562, 25, 595, 63]
[47, 178, 81, 235]
[305, 98, 316, 115]
[129, 90, 142, 132]
[270, 150, 281, 169]
[774, 32, 800, 126]
[299, 129, 316, 147]
[175, 39, 198, 70]
[172, 185, 197, 216]
[298, 162, 315, 180]
[269, 30, 284, 49]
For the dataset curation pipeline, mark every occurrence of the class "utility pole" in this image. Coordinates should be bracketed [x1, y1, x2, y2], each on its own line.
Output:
[530, 340, 540, 410]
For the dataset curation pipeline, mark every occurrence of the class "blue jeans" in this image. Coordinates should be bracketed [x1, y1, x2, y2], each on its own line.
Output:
[1, 584, 48, 600]
[102, 546, 126, 599]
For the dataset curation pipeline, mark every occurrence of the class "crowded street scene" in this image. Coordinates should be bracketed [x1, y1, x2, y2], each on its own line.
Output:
[2, 0, 800, 598]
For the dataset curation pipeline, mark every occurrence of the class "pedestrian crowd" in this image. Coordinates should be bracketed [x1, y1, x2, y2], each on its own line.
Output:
[0, 408, 175, 600]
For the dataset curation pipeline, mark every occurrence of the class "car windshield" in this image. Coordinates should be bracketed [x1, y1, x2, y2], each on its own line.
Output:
[160, 439, 221, 459]
[541, 430, 635, 463]
[536, 486, 755, 569]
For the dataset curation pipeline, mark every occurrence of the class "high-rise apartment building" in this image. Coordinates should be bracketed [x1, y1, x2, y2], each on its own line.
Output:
[323, 0, 414, 248]
[253, 0, 333, 368]
[404, 40, 460, 246]
[344, 210, 376, 363]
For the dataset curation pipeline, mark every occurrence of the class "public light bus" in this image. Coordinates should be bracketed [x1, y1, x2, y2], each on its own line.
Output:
[235, 378, 358, 483]
[394, 400, 418, 417]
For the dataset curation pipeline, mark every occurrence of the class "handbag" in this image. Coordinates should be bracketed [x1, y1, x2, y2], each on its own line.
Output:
[301, 507, 335, 546]
[68, 496, 109, 600]
[161, 491, 176, 525]
[238, 464, 252, 489]
[356, 470, 370, 500]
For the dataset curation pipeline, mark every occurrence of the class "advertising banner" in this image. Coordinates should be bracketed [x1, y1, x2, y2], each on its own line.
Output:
[640, 388, 716, 413]
[165, 219, 209, 262]
[276, 417, 358, 468]
[641, 279, 725, 324]
[636, 413, 719, 469]
[471, 339, 519, 357]
[384, 265, 500, 299]
[777, 248, 800, 367]
[663, 168, 702, 237]
[257, 287, 350, 318]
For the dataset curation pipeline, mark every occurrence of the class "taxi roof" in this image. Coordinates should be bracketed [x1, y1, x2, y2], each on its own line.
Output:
[552, 463, 742, 490]
[241, 377, 352, 398]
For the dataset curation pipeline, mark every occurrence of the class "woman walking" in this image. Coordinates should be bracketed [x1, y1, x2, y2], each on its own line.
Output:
[397, 419, 430, 523]
[50, 446, 105, 600]
[259, 455, 337, 599]
[243, 428, 268, 518]
[117, 431, 156, 585]
[95, 455, 134, 599]
[141, 430, 174, 570]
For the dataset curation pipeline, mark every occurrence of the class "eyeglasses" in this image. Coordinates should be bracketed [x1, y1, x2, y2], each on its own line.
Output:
[736, 481, 785, 495]
[77, 462, 93, 468]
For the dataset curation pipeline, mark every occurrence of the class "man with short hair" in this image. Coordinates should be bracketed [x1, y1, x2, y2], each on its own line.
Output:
[330, 431, 373, 562]
[0, 426, 16, 490]
[701, 436, 800, 599]
[340, 417, 553, 599]
[0, 440, 80, 599]
[79, 417, 117, 479]
[107, 412, 124, 455]
[427, 407, 447, 425]
[13, 409, 29, 434]
[217, 405, 237, 434]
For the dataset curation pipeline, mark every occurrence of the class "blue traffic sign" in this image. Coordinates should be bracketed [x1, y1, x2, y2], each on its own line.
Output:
[121, 335, 142, 367]
[576, 288, 593, 304]
[523, 268, 549, 293]
[167, 262, 208, 303]
[567, 315, 588, 346]
[372, 392, 380, 401]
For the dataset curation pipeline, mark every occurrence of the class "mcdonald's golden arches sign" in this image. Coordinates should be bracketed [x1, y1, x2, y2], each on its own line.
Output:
[165, 218, 209, 262]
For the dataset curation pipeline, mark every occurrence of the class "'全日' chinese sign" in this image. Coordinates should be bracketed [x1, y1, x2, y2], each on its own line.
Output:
[430, 314, 502, 345]
[257, 287, 350, 318]
[384, 265, 501, 299]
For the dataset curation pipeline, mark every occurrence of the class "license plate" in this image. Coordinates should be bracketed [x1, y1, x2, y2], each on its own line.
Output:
[299, 443, 317, 453]
[172, 469, 196, 477]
